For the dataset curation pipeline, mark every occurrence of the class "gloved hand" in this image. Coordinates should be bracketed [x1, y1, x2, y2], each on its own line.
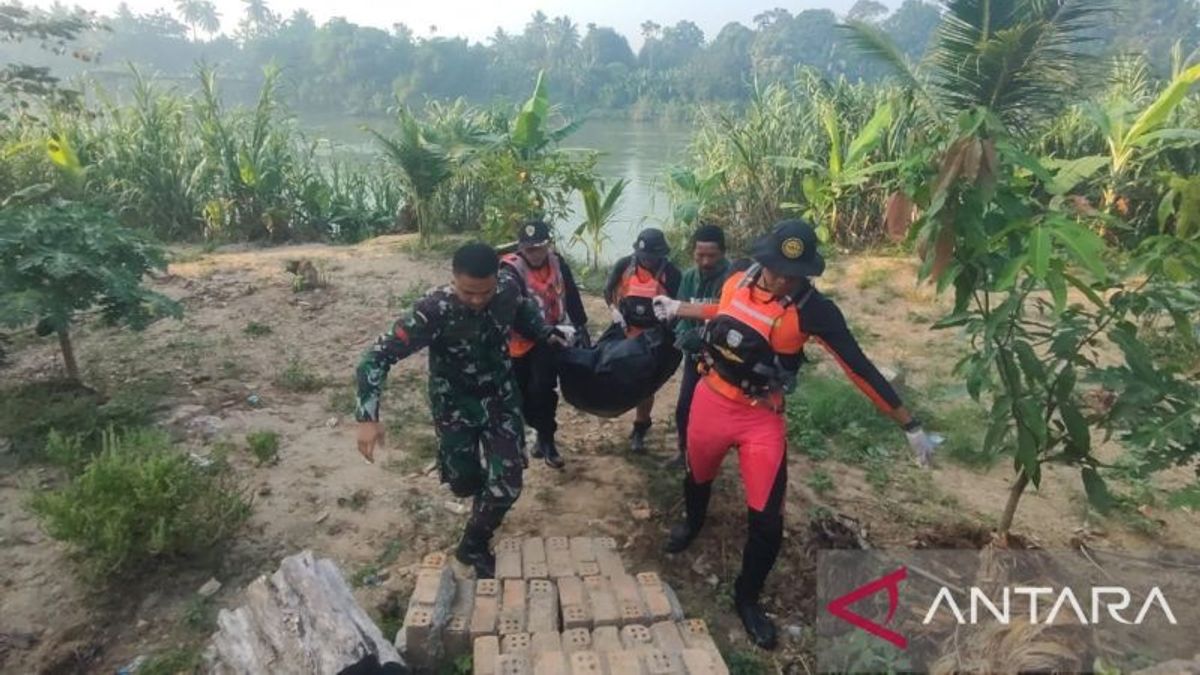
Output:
[575, 325, 592, 349]
[653, 295, 681, 321]
[554, 324, 577, 345]
[609, 306, 627, 329]
[906, 427, 944, 468]
[543, 326, 570, 348]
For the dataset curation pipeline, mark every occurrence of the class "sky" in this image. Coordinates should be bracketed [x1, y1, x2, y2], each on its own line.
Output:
[29, 0, 876, 48]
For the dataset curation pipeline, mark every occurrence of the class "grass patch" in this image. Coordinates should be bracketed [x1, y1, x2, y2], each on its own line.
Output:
[246, 430, 281, 466]
[788, 372, 896, 459]
[390, 433, 440, 474]
[724, 648, 769, 675]
[182, 595, 217, 632]
[275, 357, 326, 393]
[856, 266, 892, 290]
[389, 281, 429, 310]
[138, 647, 203, 675]
[394, 235, 469, 258]
[327, 386, 358, 416]
[243, 321, 273, 337]
[929, 401, 995, 468]
[0, 377, 168, 464]
[29, 428, 251, 581]
[806, 468, 835, 496]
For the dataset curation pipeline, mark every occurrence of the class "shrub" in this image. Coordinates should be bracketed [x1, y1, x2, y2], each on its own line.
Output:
[29, 428, 251, 579]
[245, 430, 280, 466]
[275, 357, 325, 393]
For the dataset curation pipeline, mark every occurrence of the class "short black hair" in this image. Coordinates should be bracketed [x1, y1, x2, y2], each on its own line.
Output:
[692, 223, 726, 251]
[452, 242, 499, 278]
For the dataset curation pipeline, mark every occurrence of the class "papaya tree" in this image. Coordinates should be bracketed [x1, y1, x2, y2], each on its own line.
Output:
[849, 0, 1200, 538]
[0, 203, 182, 382]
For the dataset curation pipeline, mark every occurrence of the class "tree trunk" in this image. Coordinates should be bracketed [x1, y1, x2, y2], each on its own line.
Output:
[203, 551, 406, 674]
[998, 468, 1030, 540]
[57, 327, 80, 382]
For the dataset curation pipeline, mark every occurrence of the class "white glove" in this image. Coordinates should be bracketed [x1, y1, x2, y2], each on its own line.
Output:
[610, 306, 627, 329]
[555, 324, 577, 345]
[906, 428, 944, 468]
[653, 295, 681, 321]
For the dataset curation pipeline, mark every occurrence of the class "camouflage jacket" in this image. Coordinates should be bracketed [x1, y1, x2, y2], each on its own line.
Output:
[355, 278, 550, 424]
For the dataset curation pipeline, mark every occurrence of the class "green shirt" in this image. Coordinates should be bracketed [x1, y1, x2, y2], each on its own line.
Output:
[674, 258, 732, 353]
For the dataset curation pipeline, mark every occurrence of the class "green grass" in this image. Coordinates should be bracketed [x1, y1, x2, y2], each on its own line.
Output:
[29, 428, 251, 581]
[246, 430, 280, 466]
[389, 281, 428, 309]
[182, 595, 217, 632]
[275, 357, 326, 393]
[243, 321, 273, 337]
[138, 648, 202, 675]
[856, 266, 892, 290]
[391, 433, 440, 474]
[806, 468, 835, 496]
[327, 387, 358, 416]
[0, 377, 168, 465]
[724, 649, 769, 675]
[787, 372, 896, 461]
[928, 401, 995, 468]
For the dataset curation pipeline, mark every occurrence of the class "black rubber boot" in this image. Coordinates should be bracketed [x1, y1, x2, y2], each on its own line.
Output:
[630, 420, 651, 454]
[664, 475, 712, 553]
[455, 525, 496, 579]
[734, 588, 778, 650]
[733, 507, 784, 649]
[539, 433, 564, 469]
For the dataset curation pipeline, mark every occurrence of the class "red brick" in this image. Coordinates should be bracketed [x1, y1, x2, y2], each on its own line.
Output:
[651, 621, 685, 652]
[569, 651, 604, 675]
[562, 604, 591, 631]
[546, 537, 575, 578]
[591, 626, 621, 652]
[610, 575, 649, 625]
[638, 578, 672, 623]
[595, 548, 625, 578]
[502, 632, 533, 655]
[605, 650, 646, 675]
[412, 567, 448, 606]
[570, 537, 596, 565]
[503, 580, 527, 614]
[471, 592, 499, 639]
[584, 576, 620, 628]
[402, 606, 435, 666]
[678, 620, 720, 655]
[497, 537, 524, 580]
[497, 654, 533, 675]
[527, 584, 560, 634]
[522, 538, 548, 579]
[619, 624, 654, 650]
[557, 578, 587, 613]
[680, 649, 728, 675]
[534, 651, 569, 675]
[561, 628, 593, 655]
[421, 551, 448, 569]
[530, 632, 563, 656]
[444, 576, 477, 658]
[644, 650, 684, 675]
[474, 635, 500, 675]
[477, 579, 501, 596]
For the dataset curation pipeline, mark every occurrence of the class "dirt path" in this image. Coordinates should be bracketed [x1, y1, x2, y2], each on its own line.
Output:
[1, 235, 1196, 673]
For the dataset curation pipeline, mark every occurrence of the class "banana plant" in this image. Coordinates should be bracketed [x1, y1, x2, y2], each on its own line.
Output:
[772, 99, 895, 242]
[1084, 63, 1200, 210]
[572, 177, 627, 271]
[668, 166, 724, 228]
[368, 107, 453, 243]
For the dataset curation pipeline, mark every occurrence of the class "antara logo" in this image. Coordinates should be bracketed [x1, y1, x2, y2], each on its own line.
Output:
[827, 567, 1178, 649]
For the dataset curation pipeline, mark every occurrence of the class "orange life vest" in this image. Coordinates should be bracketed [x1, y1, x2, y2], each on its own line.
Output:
[701, 266, 809, 408]
[504, 252, 566, 357]
[616, 261, 669, 332]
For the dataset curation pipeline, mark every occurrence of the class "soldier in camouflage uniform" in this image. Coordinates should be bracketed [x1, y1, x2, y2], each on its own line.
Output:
[354, 243, 565, 578]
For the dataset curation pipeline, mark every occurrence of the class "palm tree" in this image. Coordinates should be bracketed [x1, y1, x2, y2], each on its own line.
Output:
[175, 0, 201, 41]
[368, 108, 453, 243]
[195, 0, 220, 39]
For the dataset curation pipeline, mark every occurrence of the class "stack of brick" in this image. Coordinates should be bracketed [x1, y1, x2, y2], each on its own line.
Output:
[395, 537, 728, 674]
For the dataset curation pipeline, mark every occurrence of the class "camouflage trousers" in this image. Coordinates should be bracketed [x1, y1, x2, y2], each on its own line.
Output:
[435, 407, 526, 534]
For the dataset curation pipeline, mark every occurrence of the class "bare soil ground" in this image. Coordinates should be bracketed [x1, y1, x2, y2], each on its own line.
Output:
[1, 235, 1196, 673]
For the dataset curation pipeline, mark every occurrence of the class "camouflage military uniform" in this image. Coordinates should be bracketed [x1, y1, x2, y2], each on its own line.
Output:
[355, 277, 550, 536]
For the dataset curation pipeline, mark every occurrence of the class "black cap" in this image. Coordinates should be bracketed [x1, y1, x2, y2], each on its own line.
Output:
[518, 219, 552, 246]
[750, 219, 825, 277]
[634, 228, 670, 258]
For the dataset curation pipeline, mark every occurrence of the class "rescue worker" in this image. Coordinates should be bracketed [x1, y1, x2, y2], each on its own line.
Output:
[500, 219, 589, 469]
[668, 223, 732, 470]
[652, 220, 941, 649]
[354, 243, 567, 578]
[603, 227, 682, 453]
